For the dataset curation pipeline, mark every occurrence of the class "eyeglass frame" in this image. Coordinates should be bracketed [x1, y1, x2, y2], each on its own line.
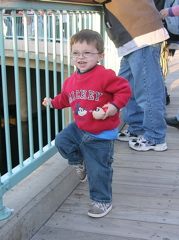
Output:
[71, 51, 101, 59]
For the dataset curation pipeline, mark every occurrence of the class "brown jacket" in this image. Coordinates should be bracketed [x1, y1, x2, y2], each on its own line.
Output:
[99, 0, 164, 47]
[65, 0, 168, 49]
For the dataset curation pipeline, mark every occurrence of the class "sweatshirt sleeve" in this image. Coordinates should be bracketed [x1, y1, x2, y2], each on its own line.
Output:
[103, 70, 132, 109]
[51, 91, 70, 109]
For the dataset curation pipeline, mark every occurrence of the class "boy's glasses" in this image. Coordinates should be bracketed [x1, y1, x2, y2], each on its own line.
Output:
[71, 51, 100, 59]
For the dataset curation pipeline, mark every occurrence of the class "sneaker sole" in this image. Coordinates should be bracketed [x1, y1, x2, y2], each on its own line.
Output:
[129, 143, 168, 152]
[167, 125, 179, 129]
[88, 205, 112, 218]
[80, 175, 87, 183]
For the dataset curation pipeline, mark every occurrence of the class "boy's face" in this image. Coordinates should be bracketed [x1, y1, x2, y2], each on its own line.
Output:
[71, 41, 104, 73]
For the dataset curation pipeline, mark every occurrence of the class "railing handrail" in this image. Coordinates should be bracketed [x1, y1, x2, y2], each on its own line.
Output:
[0, 0, 102, 11]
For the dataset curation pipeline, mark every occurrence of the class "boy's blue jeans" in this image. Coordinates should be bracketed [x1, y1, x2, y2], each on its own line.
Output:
[55, 122, 114, 203]
[119, 43, 167, 144]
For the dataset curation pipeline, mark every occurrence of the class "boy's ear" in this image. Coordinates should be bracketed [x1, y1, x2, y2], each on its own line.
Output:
[98, 52, 104, 62]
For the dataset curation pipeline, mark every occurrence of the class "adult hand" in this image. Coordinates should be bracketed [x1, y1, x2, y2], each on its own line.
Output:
[160, 8, 169, 18]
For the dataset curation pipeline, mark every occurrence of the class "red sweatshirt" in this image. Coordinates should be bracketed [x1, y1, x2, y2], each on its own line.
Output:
[51, 65, 131, 134]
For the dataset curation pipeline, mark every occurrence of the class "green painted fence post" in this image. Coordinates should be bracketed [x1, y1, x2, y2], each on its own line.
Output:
[0, 175, 13, 220]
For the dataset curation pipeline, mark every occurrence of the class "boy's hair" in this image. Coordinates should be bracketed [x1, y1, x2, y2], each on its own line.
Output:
[70, 29, 104, 53]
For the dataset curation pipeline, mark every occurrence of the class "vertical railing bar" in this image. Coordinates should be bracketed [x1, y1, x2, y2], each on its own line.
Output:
[78, 12, 82, 30]
[88, 12, 92, 28]
[72, 12, 76, 35]
[34, 11, 43, 152]
[66, 12, 71, 76]
[23, 11, 34, 159]
[44, 11, 51, 146]
[83, 12, 87, 29]
[46, 13, 51, 41]
[12, 10, 24, 166]
[86, 12, 89, 29]
[91, 12, 93, 30]
[66, 12, 72, 122]
[72, 12, 77, 73]
[100, 12, 104, 36]
[59, 11, 65, 128]
[52, 11, 59, 134]
[0, 10, 12, 175]
[94, 12, 98, 31]
[100, 11, 106, 67]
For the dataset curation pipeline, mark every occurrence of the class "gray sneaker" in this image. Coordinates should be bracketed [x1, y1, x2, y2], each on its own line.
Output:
[75, 163, 87, 182]
[88, 201, 112, 218]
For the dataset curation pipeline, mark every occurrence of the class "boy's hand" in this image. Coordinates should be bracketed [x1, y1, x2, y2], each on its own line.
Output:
[102, 103, 118, 119]
[42, 97, 52, 107]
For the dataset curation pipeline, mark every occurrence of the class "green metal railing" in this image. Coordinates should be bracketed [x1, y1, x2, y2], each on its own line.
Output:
[0, 1, 119, 220]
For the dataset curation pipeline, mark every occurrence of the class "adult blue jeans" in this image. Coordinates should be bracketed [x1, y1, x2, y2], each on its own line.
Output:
[55, 122, 114, 203]
[119, 43, 167, 144]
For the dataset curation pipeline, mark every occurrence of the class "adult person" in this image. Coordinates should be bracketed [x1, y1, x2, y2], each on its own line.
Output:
[160, 3, 179, 130]
[154, 0, 171, 106]
[3, 10, 12, 37]
[80, 0, 169, 151]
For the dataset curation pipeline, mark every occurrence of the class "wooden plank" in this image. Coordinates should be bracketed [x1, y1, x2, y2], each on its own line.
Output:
[31, 226, 141, 240]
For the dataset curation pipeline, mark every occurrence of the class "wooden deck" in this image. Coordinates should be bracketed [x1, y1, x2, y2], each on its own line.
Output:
[31, 51, 179, 240]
